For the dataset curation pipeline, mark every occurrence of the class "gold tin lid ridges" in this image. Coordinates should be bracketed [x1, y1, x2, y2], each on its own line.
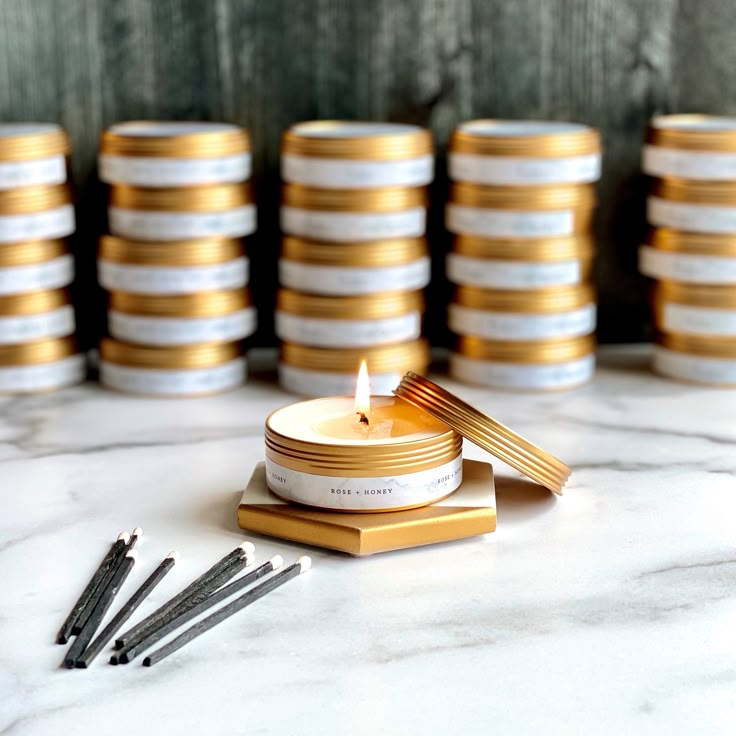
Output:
[456, 334, 595, 363]
[0, 289, 70, 316]
[652, 178, 736, 205]
[452, 234, 595, 261]
[100, 121, 251, 158]
[277, 289, 424, 320]
[0, 239, 68, 266]
[282, 184, 427, 212]
[449, 182, 596, 210]
[0, 336, 77, 365]
[0, 185, 71, 214]
[656, 331, 736, 359]
[109, 183, 253, 212]
[652, 281, 736, 310]
[449, 120, 600, 157]
[394, 372, 571, 494]
[100, 338, 242, 369]
[454, 284, 596, 313]
[99, 235, 244, 265]
[109, 289, 251, 318]
[0, 123, 71, 161]
[282, 121, 433, 160]
[281, 236, 428, 266]
[646, 115, 736, 152]
[645, 229, 736, 256]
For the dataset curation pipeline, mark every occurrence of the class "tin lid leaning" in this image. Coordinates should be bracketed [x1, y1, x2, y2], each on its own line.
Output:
[393, 372, 572, 494]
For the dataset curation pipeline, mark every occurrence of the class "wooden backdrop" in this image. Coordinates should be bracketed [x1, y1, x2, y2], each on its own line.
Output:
[1, 0, 734, 347]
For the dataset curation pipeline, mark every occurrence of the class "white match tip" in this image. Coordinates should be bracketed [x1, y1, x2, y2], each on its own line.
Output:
[132, 527, 143, 539]
[125, 549, 139, 561]
[239, 541, 255, 555]
[297, 556, 312, 573]
[166, 550, 180, 562]
[118, 532, 131, 543]
[270, 555, 284, 570]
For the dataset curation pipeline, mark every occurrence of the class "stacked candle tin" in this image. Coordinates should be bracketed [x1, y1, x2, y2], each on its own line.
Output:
[445, 120, 601, 390]
[641, 115, 736, 386]
[97, 122, 257, 397]
[277, 122, 434, 395]
[0, 124, 84, 393]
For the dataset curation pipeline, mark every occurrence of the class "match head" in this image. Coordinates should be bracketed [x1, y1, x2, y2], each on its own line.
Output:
[132, 527, 143, 539]
[239, 541, 255, 555]
[166, 550, 180, 563]
[125, 549, 139, 562]
[270, 555, 284, 570]
[297, 556, 312, 573]
[118, 532, 131, 543]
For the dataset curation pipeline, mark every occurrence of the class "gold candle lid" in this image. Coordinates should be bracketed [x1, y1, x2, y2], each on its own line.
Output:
[98, 235, 244, 265]
[656, 331, 736, 359]
[645, 228, 736, 256]
[0, 185, 72, 214]
[282, 184, 427, 212]
[281, 121, 433, 160]
[0, 123, 71, 161]
[109, 289, 251, 317]
[277, 289, 424, 319]
[652, 178, 736, 205]
[100, 121, 251, 157]
[281, 236, 428, 266]
[456, 334, 595, 363]
[100, 338, 242, 369]
[0, 336, 77, 365]
[454, 284, 596, 313]
[646, 115, 736, 152]
[394, 372, 571, 494]
[449, 120, 600, 157]
[0, 239, 68, 266]
[452, 234, 594, 261]
[109, 183, 253, 212]
[449, 182, 596, 210]
[0, 288, 70, 316]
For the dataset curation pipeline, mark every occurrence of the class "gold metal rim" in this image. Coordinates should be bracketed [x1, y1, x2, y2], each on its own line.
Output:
[100, 121, 251, 157]
[656, 331, 736, 359]
[282, 184, 427, 212]
[452, 234, 595, 261]
[652, 281, 736, 310]
[0, 239, 68, 266]
[454, 284, 596, 313]
[109, 289, 251, 317]
[99, 338, 242, 369]
[449, 181, 596, 210]
[281, 236, 428, 266]
[645, 228, 736, 256]
[277, 288, 424, 319]
[456, 334, 596, 363]
[0, 336, 77, 365]
[0, 124, 71, 161]
[281, 121, 433, 160]
[98, 235, 245, 265]
[646, 115, 736, 152]
[449, 120, 600, 157]
[0, 185, 71, 214]
[109, 183, 254, 212]
[652, 178, 736, 205]
[393, 372, 571, 493]
[0, 288, 69, 316]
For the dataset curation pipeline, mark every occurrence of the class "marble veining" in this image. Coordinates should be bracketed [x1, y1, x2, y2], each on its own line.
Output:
[0, 346, 735, 736]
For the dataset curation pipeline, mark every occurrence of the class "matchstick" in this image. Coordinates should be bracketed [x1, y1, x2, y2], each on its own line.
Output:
[56, 531, 130, 645]
[143, 557, 311, 667]
[76, 551, 179, 668]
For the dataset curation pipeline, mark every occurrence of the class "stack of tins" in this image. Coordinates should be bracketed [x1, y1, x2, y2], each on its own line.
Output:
[0, 124, 84, 393]
[96, 123, 257, 397]
[641, 115, 736, 386]
[445, 121, 602, 391]
[277, 122, 434, 395]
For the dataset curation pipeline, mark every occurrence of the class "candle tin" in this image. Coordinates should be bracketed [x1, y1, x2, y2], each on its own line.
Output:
[446, 234, 594, 289]
[0, 123, 70, 189]
[0, 336, 84, 394]
[98, 235, 248, 294]
[275, 289, 423, 348]
[281, 121, 434, 189]
[639, 236, 736, 284]
[108, 290, 257, 346]
[108, 183, 256, 241]
[0, 289, 75, 344]
[280, 184, 427, 242]
[99, 121, 252, 187]
[99, 339, 246, 397]
[449, 284, 596, 341]
[653, 332, 736, 387]
[448, 120, 601, 185]
[0, 184, 75, 242]
[278, 339, 430, 396]
[647, 179, 736, 234]
[279, 236, 431, 295]
[652, 281, 736, 336]
[450, 334, 596, 391]
[446, 182, 595, 239]
[0, 239, 74, 294]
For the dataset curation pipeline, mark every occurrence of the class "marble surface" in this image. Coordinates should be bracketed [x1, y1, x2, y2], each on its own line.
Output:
[1, 346, 734, 736]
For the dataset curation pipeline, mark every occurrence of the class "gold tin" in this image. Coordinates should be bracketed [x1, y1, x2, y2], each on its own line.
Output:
[652, 281, 736, 309]
[0, 185, 71, 214]
[646, 115, 736, 152]
[281, 236, 428, 266]
[0, 336, 77, 365]
[277, 289, 424, 320]
[109, 183, 253, 212]
[454, 284, 596, 313]
[0, 239, 68, 266]
[652, 282, 736, 336]
[0, 289, 70, 316]
[452, 234, 594, 261]
[281, 184, 427, 212]
[100, 339, 241, 369]
[656, 332, 736, 360]
[652, 179, 736, 205]
[449, 182, 596, 210]
[0, 124, 71, 161]
[645, 229, 736, 257]
[109, 289, 251, 318]
[98, 235, 244, 265]
[456, 334, 595, 363]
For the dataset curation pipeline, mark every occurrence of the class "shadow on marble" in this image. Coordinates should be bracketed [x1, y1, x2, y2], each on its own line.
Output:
[494, 475, 558, 524]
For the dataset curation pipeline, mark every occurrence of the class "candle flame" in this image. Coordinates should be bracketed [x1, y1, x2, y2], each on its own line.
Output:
[354, 360, 371, 424]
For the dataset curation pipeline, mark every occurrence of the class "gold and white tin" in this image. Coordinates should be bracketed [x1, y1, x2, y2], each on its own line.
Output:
[0, 184, 75, 242]
[647, 179, 736, 234]
[0, 123, 70, 189]
[653, 332, 736, 387]
[0, 239, 74, 294]
[0, 336, 84, 394]
[0, 289, 75, 344]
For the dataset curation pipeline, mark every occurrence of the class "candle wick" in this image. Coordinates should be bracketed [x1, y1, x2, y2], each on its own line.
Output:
[357, 412, 369, 426]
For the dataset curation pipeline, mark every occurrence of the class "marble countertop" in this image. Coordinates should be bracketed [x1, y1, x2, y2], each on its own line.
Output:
[1, 346, 734, 736]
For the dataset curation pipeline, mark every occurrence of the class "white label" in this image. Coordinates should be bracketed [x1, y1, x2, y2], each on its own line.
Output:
[449, 303, 596, 340]
[0, 306, 75, 344]
[0, 204, 75, 242]
[100, 357, 247, 396]
[446, 253, 583, 289]
[0, 155, 67, 189]
[280, 205, 426, 242]
[449, 352, 595, 390]
[98, 256, 249, 294]
[647, 196, 736, 234]
[639, 246, 736, 284]
[448, 153, 600, 185]
[264, 454, 463, 511]
[275, 311, 421, 347]
[446, 203, 575, 238]
[0, 354, 85, 394]
[661, 302, 736, 336]
[278, 363, 407, 397]
[108, 205, 257, 240]
[653, 346, 736, 386]
[109, 307, 257, 345]
[642, 145, 736, 180]
[281, 154, 434, 188]
[0, 255, 74, 294]
[99, 153, 252, 187]
[279, 257, 431, 295]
